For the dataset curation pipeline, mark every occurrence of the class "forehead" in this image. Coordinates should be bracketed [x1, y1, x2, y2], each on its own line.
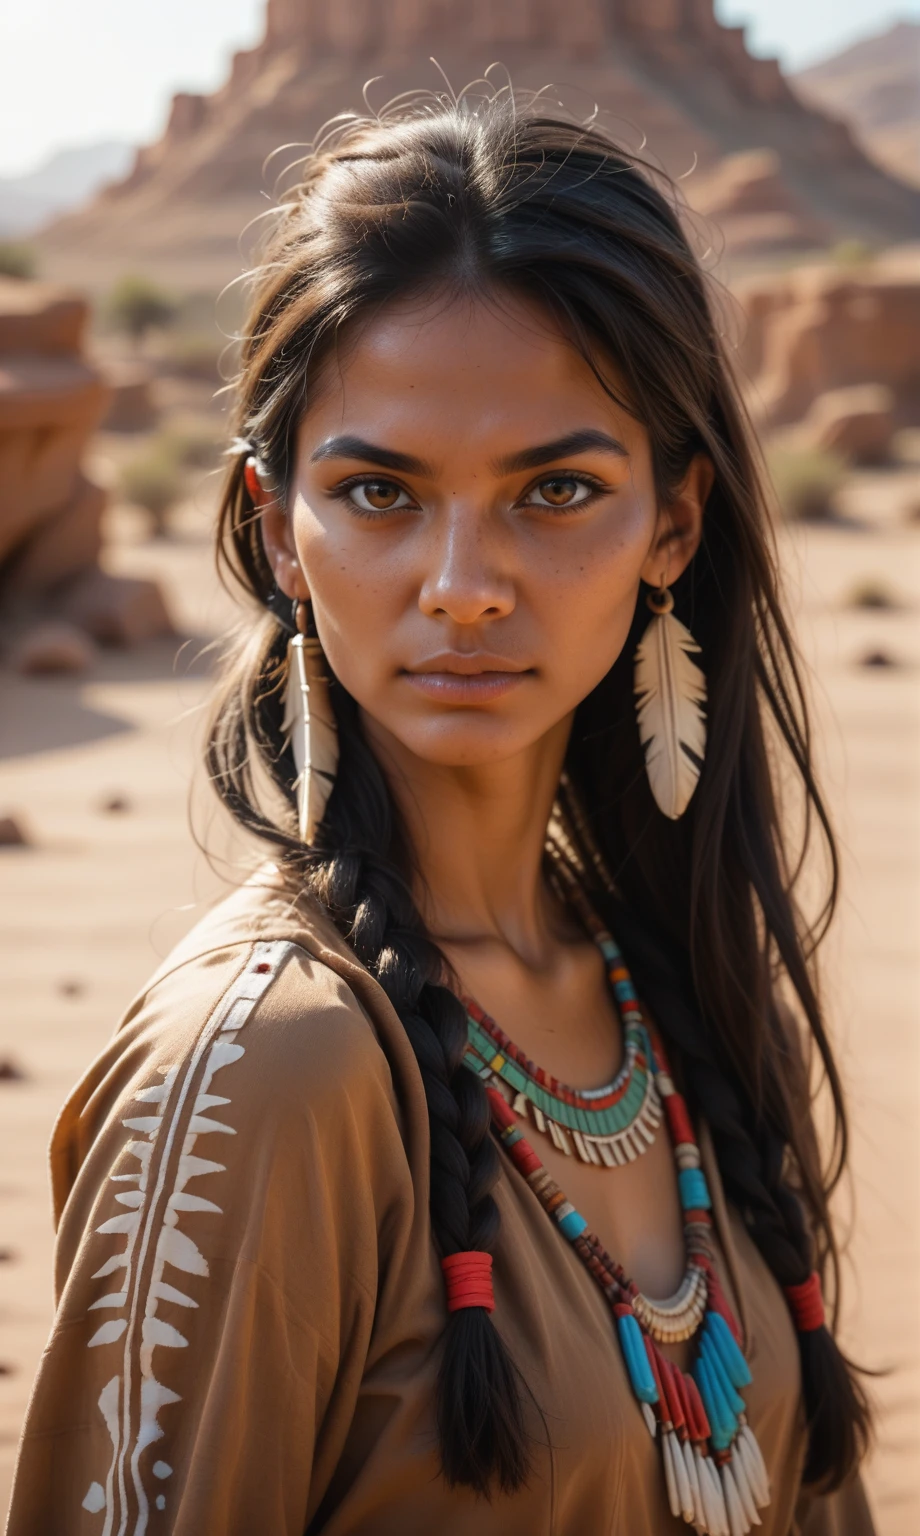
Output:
[298, 287, 639, 453]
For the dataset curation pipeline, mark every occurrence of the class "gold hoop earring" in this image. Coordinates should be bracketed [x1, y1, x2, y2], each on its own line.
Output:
[633, 579, 706, 820]
[282, 599, 339, 842]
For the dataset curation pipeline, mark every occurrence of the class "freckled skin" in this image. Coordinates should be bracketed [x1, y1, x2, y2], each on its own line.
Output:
[259, 290, 713, 1306]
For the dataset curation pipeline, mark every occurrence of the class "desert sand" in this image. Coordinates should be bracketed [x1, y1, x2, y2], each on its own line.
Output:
[0, 473, 918, 1530]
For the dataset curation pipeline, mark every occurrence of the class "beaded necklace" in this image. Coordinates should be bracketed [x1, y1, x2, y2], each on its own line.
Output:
[462, 881, 772, 1535]
[463, 904, 662, 1168]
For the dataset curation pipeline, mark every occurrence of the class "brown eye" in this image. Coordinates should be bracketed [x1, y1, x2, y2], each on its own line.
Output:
[527, 476, 594, 509]
[364, 481, 400, 509]
[349, 479, 411, 514]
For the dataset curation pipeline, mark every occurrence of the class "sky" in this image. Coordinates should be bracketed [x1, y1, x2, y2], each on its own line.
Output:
[1, 0, 918, 178]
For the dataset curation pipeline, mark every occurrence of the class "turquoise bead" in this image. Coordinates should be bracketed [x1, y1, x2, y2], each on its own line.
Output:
[677, 1168, 712, 1211]
[557, 1208, 587, 1241]
[617, 1314, 658, 1404]
[694, 1354, 737, 1450]
[704, 1311, 752, 1389]
[700, 1334, 746, 1415]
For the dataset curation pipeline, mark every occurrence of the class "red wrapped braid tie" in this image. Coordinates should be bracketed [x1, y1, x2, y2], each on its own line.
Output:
[784, 1271, 825, 1332]
[441, 1251, 495, 1314]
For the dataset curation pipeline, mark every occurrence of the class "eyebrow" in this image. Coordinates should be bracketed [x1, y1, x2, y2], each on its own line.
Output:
[310, 435, 433, 476]
[309, 427, 629, 479]
[492, 430, 630, 475]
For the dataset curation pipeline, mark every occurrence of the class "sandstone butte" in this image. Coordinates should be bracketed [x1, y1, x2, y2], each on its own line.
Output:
[0, 280, 173, 662]
[36, 0, 920, 296]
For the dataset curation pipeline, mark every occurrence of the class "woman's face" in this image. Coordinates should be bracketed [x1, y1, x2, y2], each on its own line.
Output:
[261, 289, 709, 770]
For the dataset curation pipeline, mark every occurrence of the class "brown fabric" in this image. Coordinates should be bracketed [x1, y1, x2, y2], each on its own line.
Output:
[6, 867, 875, 1536]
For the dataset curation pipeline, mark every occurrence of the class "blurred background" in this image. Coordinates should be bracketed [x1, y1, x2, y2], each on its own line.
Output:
[0, 1, 918, 1527]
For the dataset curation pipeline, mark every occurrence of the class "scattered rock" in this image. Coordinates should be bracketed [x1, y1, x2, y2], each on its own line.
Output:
[58, 568, 174, 646]
[8, 620, 96, 675]
[0, 814, 28, 846]
[0, 1057, 25, 1080]
[845, 580, 899, 610]
[101, 794, 131, 814]
[802, 384, 896, 465]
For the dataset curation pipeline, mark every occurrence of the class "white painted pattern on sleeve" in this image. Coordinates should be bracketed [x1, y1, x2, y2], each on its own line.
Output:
[79, 939, 297, 1535]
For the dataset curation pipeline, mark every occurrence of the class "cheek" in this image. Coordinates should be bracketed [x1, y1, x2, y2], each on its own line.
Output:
[288, 493, 404, 685]
[535, 496, 654, 683]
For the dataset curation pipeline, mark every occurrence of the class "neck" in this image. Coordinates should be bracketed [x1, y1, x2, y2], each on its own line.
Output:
[361, 713, 573, 965]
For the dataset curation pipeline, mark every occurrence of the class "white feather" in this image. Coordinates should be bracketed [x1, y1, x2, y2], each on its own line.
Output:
[633, 608, 707, 820]
[283, 634, 338, 842]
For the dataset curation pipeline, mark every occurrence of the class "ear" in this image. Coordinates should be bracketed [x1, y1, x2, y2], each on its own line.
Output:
[245, 458, 310, 601]
[639, 452, 714, 589]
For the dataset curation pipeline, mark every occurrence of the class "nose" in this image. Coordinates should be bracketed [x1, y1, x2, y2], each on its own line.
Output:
[417, 503, 515, 624]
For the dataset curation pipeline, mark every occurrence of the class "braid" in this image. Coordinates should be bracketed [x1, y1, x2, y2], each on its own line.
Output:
[599, 891, 870, 1489]
[306, 692, 529, 1495]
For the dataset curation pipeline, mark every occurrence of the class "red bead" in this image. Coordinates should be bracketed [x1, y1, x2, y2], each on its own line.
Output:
[699, 1257, 744, 1345]
[649, 1029, 672, 1076]
[485, 1087, 516, 1131]
[784, 1272, 825, 1332]
[664, 1095, 695, 1146]
[441, 1251, 495, 1313]
[683, 1373, 711, 1442]
[672, 1368, 696, 1439]
[665, 1359, 688, 1435]
[510, 1141, 542, 1177]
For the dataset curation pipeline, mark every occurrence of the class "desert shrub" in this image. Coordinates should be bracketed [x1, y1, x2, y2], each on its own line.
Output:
[119, 442, 185, 534]
[766, 445, 847, 522]
[159, 421, 222, 469]
[831, 238, 874, 269]
[163, 330, 227, 381]
[107, 274, 177, 341]
[0, 242, 37, 279]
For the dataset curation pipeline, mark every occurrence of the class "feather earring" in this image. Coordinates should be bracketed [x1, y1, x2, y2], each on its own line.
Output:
[282, 600, 339, 842]
[633, 581, 706, 820]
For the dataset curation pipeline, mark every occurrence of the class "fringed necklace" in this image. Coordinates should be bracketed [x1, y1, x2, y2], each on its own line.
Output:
[462, 877, 772, 1535]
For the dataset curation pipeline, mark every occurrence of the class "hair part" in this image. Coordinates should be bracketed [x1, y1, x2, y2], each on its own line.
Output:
[208, 88, 870, 1493]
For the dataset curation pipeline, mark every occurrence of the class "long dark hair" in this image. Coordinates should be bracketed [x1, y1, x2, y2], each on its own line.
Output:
[207, 91, 869, 1495]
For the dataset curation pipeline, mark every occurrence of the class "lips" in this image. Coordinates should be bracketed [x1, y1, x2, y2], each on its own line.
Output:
[401, 654, 532, 703]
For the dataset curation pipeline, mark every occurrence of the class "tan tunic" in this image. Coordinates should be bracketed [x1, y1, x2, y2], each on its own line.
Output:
[6, 866, 874, 1536]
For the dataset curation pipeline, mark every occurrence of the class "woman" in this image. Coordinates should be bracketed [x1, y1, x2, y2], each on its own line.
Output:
[7, 96, 873, 1534]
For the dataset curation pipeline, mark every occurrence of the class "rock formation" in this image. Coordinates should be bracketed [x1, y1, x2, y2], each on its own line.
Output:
[37, 0, 920, 293]
[0, 282, 109, 587]
[737, 253, 920, 433]
[0, 280, 172, 669]
[689, 149, 833, 256]
[793, 21, 920, 192]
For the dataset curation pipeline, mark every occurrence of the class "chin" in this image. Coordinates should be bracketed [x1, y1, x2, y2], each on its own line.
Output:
[393, 718, 539, 768]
